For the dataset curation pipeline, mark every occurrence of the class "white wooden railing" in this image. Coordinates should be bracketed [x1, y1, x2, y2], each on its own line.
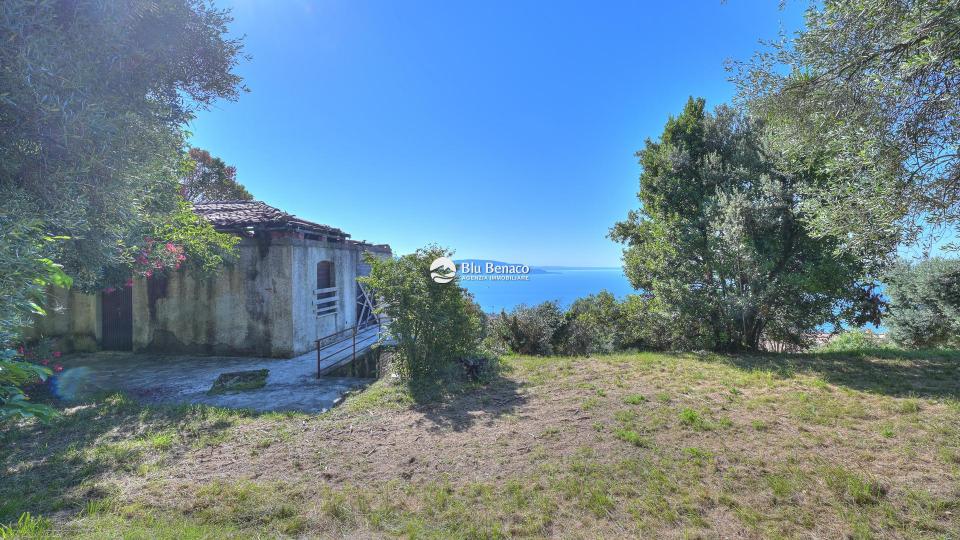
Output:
[313, 286, 338, 317]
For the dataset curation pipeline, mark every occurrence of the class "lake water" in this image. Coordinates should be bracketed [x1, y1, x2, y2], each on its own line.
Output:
[459, 267, 885, 332]
[459, 267, 634, 313]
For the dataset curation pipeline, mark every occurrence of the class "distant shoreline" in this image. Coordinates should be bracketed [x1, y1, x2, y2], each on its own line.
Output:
[537, 266, 623, 271]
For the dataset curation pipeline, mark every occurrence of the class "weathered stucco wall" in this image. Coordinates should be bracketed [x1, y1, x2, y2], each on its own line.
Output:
[27, 235, 367, 358]
[133, 237, 296, 357]
[290, 239, 359, 356]
[28, 287, 100, 350]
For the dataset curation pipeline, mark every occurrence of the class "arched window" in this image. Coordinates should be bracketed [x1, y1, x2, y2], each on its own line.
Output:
[316, 261, 334, 289]
[315, 261, 337, 317]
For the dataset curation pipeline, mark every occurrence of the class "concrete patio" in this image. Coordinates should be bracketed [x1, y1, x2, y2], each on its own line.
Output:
[48, 327, 383, 413]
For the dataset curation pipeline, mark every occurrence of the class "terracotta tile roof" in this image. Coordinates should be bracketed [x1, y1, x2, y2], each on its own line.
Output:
[192, 200, 348, 238]
[348, 240, 393, 254]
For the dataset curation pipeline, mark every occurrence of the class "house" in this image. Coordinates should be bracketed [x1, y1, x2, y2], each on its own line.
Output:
[31, 200, 392, 358]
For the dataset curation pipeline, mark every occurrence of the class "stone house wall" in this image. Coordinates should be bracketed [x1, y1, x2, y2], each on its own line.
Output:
[28, 287, 100, 351]
[30, 235, 367, 358]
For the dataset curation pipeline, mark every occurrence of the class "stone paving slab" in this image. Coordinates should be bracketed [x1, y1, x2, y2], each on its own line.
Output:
[49, 337, 378, 413]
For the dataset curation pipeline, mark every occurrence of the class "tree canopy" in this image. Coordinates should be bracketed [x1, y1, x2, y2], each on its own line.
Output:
[732, 0, 960, 258]
[611, 98, 883, 351]
[0, 0, 247, 291]
[180, 148, 253, 203]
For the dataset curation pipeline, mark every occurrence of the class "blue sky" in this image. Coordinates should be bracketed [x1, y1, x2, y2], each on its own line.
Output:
[189, 0, 807, 266]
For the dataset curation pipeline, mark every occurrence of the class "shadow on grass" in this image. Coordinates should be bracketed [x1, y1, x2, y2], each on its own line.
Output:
[715, 348, 960, 399]
[403, 361, 527, 432]
[0, 392, 283, 525]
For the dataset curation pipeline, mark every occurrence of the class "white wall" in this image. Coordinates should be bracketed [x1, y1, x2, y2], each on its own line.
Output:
[289, 239, 360, 356]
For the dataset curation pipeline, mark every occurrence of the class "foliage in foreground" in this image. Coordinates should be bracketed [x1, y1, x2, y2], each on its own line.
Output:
[0, 349, 55, 423]
[360, 246, 485, 377]
[1, 0, 247, 291]
[733, 0, 960, 257]
[0, 214, 71, 422]
[610, 98, 883, 351]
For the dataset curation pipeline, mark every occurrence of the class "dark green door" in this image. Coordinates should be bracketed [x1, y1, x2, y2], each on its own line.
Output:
[101, 287, 132, 350]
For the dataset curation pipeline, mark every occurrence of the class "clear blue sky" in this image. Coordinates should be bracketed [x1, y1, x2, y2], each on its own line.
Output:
[189, 0, 806, 267]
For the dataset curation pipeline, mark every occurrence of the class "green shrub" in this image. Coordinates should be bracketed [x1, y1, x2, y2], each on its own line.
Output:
[815, 329, 889, 353]
[884, 258, 960, 348]
[491, 301, 566, 356]
[613, 294, 679, 351]
[557, 292, 618, 355]
[488, 291, 687, 356]
[360, 246, 483, 378]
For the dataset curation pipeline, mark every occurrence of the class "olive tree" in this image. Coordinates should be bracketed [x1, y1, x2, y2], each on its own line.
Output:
[0, 0, 246, 290]
[732, 0, 960, 259]
[610, 98, 882, 351]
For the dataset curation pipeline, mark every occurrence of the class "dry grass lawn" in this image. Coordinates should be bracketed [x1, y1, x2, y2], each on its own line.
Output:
[2, 349, 960, 538]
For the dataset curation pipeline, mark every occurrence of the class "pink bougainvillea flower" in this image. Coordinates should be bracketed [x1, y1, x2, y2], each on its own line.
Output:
[175, 263, 181, 270]
[125, 279, 133, 288]
[53, 364, 63, 373]
[145, 270, 153, 278]
[40, 359, 49, 366]
[17, 346, 24, 355]
[165, 242, 177, 252]
[53, 351, 62, 358]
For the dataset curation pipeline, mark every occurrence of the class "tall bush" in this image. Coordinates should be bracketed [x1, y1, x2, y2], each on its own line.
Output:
[885, 259, 960, 348]
[493, 301, 566, 356]
[360, 246, 483, 377]
[559, 292, 619, 355]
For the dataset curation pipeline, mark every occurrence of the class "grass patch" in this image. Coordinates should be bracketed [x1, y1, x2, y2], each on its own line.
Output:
[678, 408, 712, 431]
[614, 428, 649, 447]
[3, 349, 959, 538]
[822, 466, 887, 505]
